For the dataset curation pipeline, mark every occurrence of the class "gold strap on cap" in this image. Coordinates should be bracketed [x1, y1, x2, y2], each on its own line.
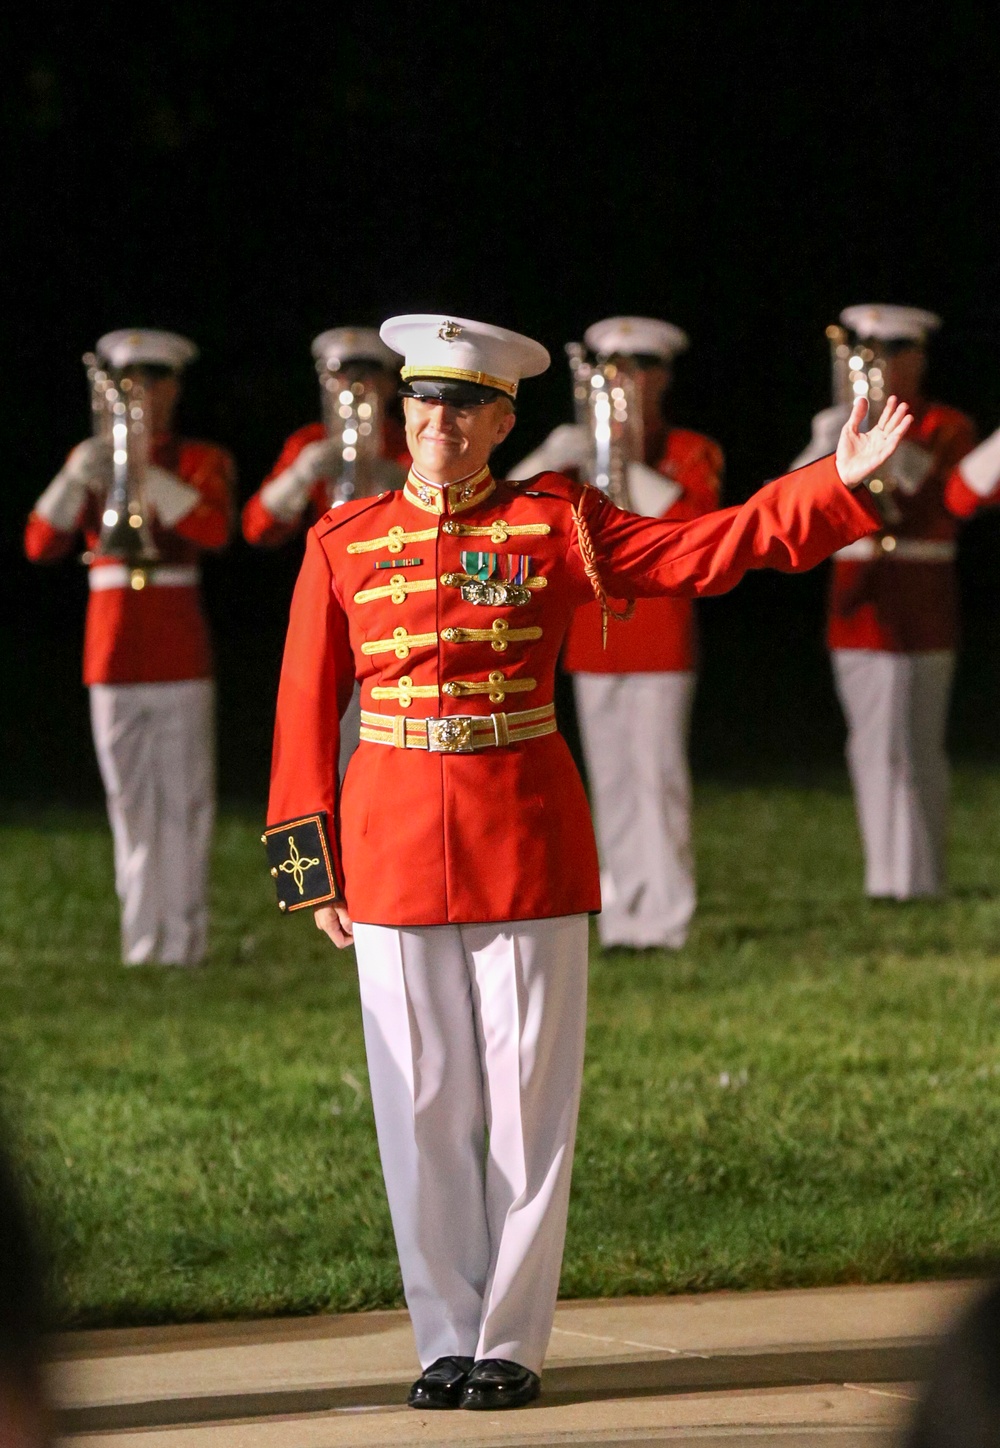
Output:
[400, 364, 517, 398]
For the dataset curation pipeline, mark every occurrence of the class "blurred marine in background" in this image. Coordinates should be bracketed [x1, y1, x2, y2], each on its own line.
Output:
[509, 317, 722, 949]
[241, 327, 409, 548]
[242, 328, 410, 771]
[792, 305, 975, 899]
[24, 330, 235, 965]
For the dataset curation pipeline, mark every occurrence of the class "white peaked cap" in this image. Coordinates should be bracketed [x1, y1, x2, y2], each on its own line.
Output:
[311, 327, 400, 369]
[839, 304, 941, 344]
[584, 316, 690, 361]
[380, 314, 550, 398]
[96, 329, 199, 369]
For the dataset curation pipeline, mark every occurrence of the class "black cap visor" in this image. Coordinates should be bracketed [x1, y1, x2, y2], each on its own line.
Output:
[398, 376, 510, 407]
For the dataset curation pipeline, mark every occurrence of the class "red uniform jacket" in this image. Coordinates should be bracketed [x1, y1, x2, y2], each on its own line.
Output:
[562, 427, 723, 673]
[267, 457, 879, 928]
[24, 436, 234, 685]
[827, 400, 975, 653]
[242, 417, 411, 548]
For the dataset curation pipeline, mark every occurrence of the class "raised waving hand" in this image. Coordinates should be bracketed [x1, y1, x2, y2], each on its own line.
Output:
[835, 395, 913, 489]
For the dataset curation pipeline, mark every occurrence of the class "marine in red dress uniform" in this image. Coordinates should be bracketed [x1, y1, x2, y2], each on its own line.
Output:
[242, 328, 411, 774]
[264, 313, 909, 1411]
[24, 330, 234, 964]
[510, 317, 723, 948]
[792, 305, 975, 899]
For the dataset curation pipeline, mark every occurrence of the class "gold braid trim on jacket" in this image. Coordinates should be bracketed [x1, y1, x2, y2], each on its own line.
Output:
[572, 494, 636, 648]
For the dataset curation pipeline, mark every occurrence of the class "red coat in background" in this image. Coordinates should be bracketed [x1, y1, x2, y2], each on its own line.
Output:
[827, 400, 976, 653]
[562, 427, 723, 673]
[242, 416, 411, 548]
[24, 435, 235, 684]
[267, 456, 880, 929]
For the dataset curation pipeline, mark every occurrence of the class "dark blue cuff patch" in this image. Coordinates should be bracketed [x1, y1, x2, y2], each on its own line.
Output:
[262, 814, 339, 913]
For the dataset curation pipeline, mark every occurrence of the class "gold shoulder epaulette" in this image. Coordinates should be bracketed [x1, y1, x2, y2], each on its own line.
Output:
[315, 493, 392, 539]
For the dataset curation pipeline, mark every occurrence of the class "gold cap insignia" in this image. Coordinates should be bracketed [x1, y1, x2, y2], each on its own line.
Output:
[438, 321, 463, 342]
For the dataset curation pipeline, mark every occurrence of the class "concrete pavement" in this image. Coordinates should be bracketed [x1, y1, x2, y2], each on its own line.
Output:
[48, 1279, 977, 1447]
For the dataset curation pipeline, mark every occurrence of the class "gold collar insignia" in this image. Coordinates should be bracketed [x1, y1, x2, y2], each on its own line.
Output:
[404, 464, 496, 517]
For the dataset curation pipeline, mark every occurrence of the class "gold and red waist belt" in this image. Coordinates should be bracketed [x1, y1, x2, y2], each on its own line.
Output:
[834, 538, 956, 563]
[89, 565, 200, 592]
[359, 704, 556, 753]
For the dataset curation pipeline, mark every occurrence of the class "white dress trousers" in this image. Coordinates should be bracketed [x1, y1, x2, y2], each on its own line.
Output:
[89, 679, 215, 964]
[574, 671, 696, 948]
[832, 649, 955, 899]
[353, 914, 589, 1375]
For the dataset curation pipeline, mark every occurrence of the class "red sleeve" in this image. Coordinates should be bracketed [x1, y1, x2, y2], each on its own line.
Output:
[939, 415, 986, 519]
[662, 433, 724, 523]
[242, 424, 327, 548]
[580, 455, 880, 600]
[944, 470, 991, 519]
[24, 512, 78, 563]
[171, 442, 235, 551]
[267, 529, 354, 897]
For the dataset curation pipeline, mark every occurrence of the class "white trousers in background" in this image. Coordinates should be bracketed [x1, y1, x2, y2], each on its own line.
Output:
[832, 649, 955, 899]
[574, 671, 696, 948]
[89, 680, 215, 965]
[353, 914, 589, 1375]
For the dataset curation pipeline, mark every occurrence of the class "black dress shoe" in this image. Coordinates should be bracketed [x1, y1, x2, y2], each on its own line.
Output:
[461, 1357, 541, 1410]
[406, 1355, 475, 1409]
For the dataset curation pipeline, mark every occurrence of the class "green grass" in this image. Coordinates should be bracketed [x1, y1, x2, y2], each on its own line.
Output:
[4, 768, 1000, 1327]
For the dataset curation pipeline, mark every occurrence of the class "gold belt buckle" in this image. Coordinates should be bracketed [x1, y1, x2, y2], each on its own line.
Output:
[426, 716, 477, 753]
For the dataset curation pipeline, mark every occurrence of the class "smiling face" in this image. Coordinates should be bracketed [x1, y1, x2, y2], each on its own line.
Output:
[403, 395, 516, 483]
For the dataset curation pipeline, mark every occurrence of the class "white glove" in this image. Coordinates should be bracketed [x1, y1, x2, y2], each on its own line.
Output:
[625, 461, 682, 518]
[259, 439, 342, 522]
[886, 437, 933, 497]
[260, 464, 318, 522]
[507, 423, 586, 480]
[32, 438, 111, 530]
[790, 404, 852, 469]
[958, 424, 1000, 499]
[144, 464, 200, 526]
[65, 436, 113, 489]
[290, 438, 342, 485]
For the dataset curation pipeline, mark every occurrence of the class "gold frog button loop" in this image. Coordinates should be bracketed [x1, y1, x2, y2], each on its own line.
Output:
[370, 676, 440, 708]
[439, 620, 543, 653]
[389, 574, 408, 604]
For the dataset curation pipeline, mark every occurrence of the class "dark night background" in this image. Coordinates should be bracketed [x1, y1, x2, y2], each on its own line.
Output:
[5, 4, 1000, 806]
